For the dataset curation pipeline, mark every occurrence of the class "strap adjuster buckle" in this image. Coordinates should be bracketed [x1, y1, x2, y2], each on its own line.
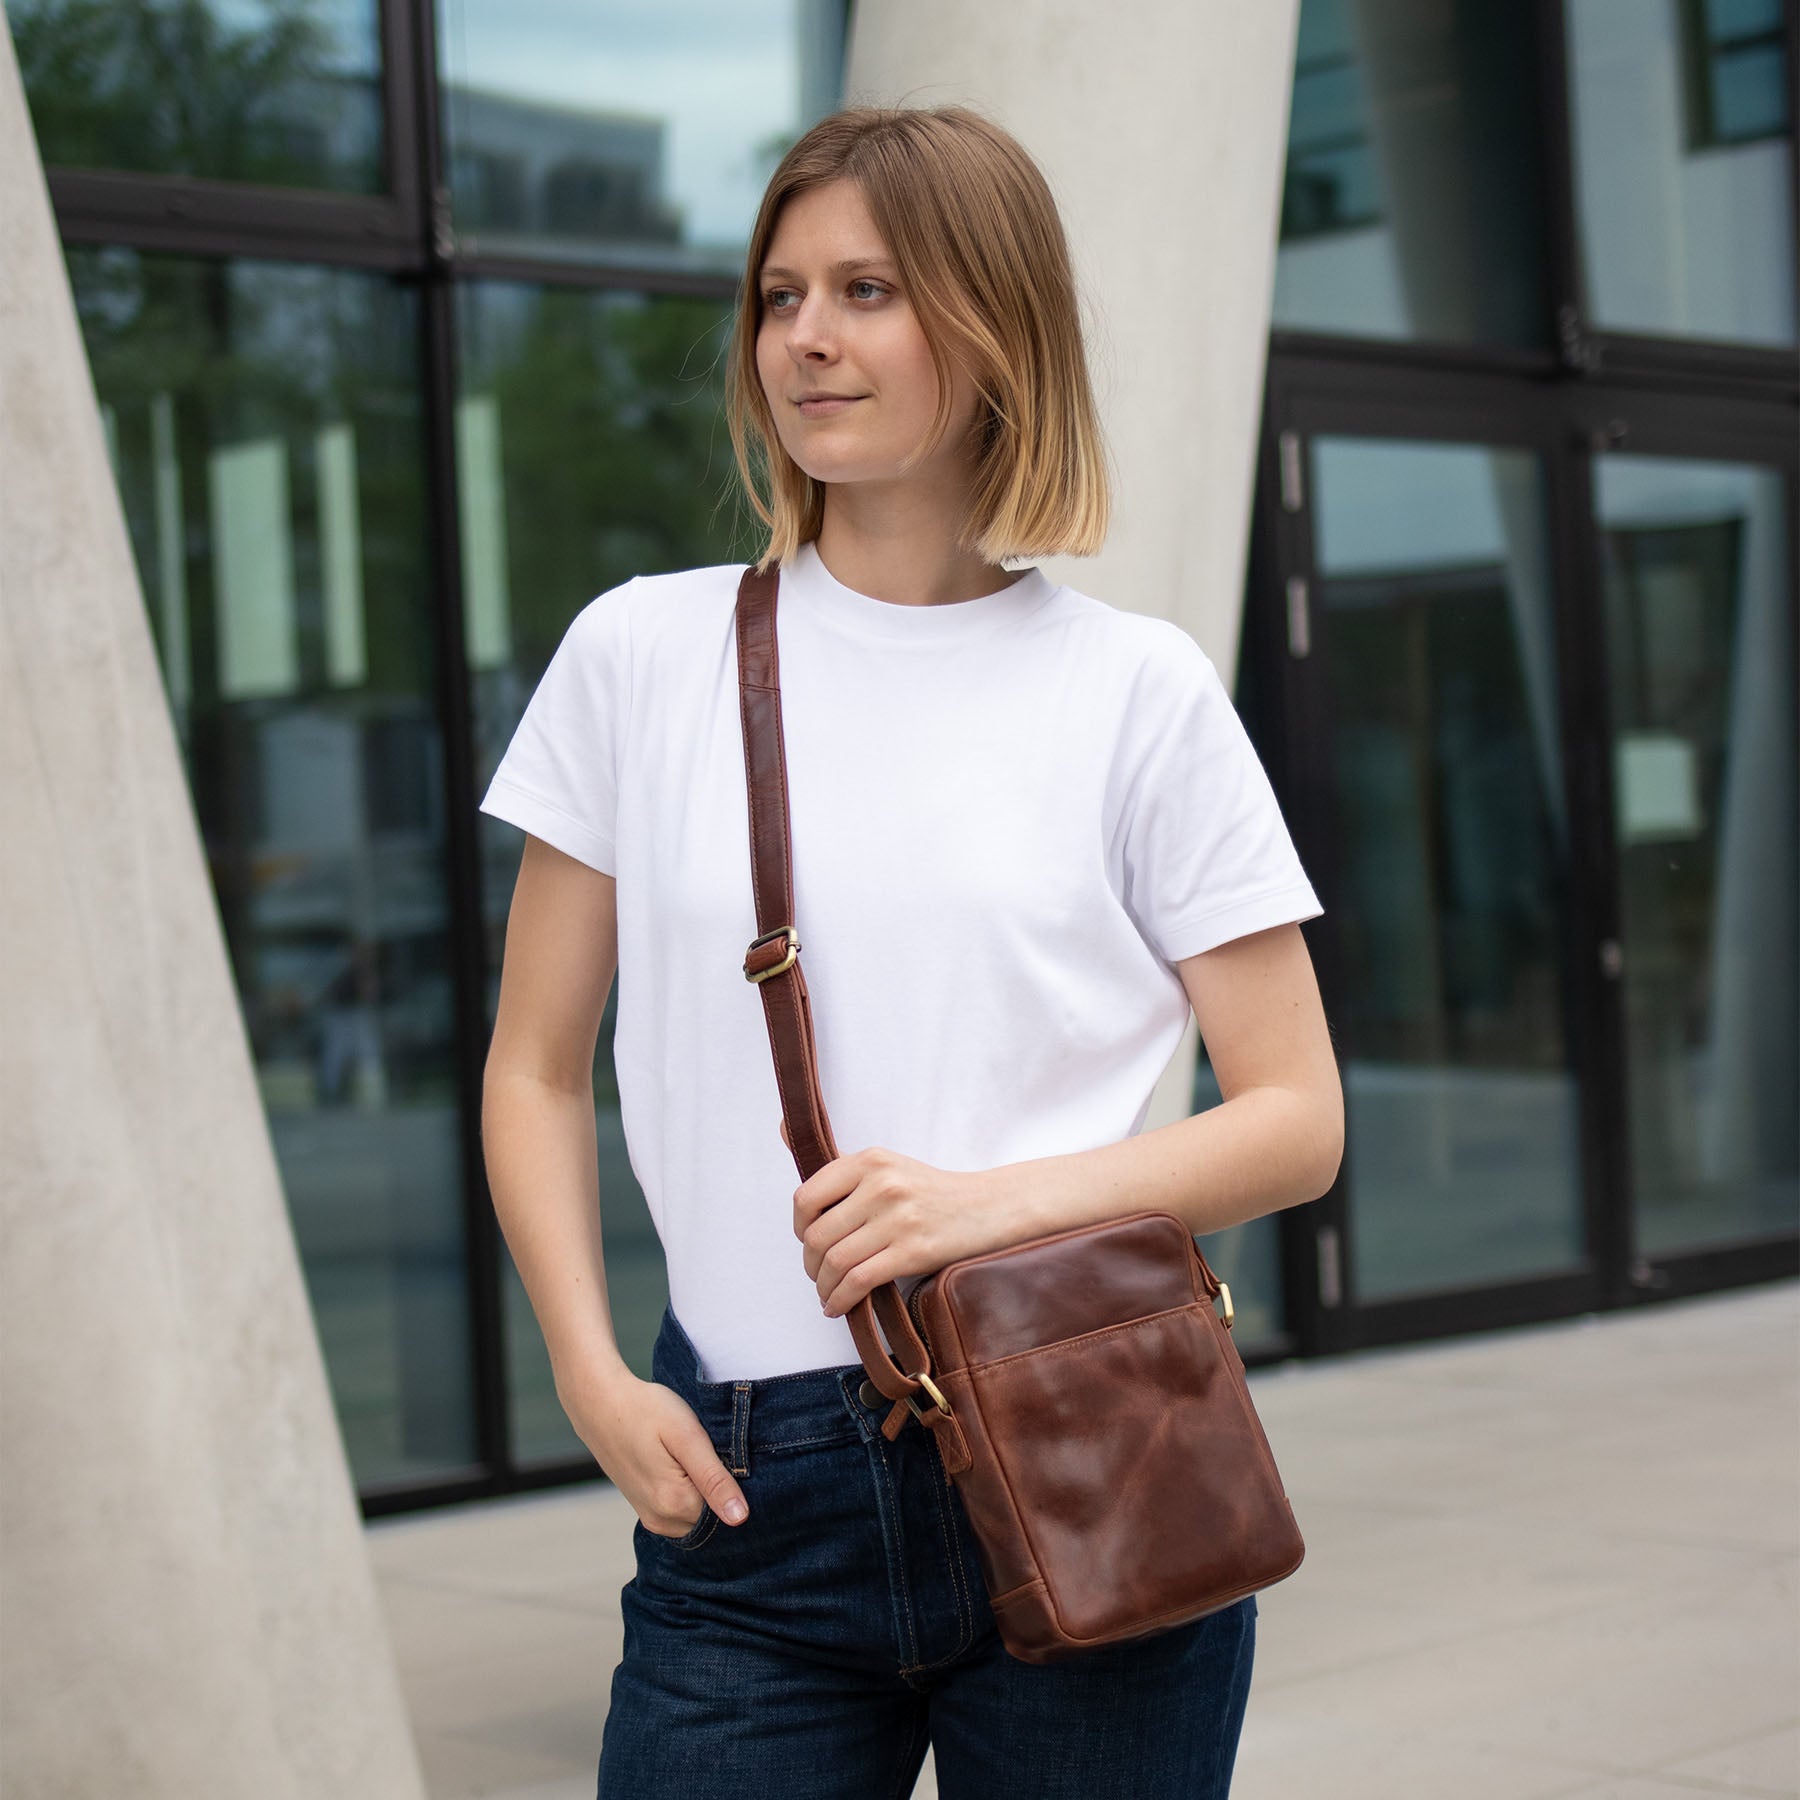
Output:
[743, 925, 801, 983]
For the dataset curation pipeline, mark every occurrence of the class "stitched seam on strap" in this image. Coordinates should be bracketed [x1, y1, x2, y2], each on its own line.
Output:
[738, 591, 779, 932]
[768, 656, 794, 930]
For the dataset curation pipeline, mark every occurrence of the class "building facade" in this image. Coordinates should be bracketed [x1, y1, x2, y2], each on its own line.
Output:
[7, 0, 1795, 1515]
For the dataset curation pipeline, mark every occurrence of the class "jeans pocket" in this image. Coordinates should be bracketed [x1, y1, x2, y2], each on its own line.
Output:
[633, 1498, 721, 1553]
[667, 1500, 719, 1550]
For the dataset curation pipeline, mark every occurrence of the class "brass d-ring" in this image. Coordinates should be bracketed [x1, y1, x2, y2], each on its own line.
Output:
[905, 1370, 954, 1422]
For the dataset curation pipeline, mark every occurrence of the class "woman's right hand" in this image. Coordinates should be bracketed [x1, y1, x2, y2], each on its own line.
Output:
[562, 1366, 750, 1537]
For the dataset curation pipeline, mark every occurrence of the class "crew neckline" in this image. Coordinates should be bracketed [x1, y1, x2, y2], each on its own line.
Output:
[780, 538, 1058, 645]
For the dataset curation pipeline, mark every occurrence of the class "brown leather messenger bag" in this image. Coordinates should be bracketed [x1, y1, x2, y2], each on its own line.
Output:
[734, 559, 1305, 1664]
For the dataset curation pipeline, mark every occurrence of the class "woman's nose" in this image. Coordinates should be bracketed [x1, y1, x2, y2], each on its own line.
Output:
[785, 293, 837, 359]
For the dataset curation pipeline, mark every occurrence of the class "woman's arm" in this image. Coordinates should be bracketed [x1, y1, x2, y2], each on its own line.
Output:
[483, 834, 629, 1396]
[986, 919, 1344, 1242]
[483, 834, 750, 1531]
[795, 921, 1343, 1316]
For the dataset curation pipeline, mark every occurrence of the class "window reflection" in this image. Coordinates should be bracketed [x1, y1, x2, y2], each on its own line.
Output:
[9, 0, 383, 191]
[1594, 456, 1799, 1256]
[1312, 437, 1584, 1301]
[71, 249, 471, 1487]
[1274, 0, 1548, 347]
[1565, 0, 1795, 344]
[1683, 0, 1789, 148]
[437, 0, 846, 272]
[457, 279, 757, 1460]
[1282, 4, 1380, 241]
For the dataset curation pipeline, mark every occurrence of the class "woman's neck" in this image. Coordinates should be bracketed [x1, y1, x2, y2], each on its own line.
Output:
[812, 496, 1026, 609]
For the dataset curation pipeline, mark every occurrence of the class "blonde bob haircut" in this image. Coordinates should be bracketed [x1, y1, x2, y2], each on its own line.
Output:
[726, 103, 1112, 574]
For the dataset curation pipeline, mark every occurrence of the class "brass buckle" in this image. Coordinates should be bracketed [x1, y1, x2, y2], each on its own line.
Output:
[1215, 1281, 1235, 1331]
[903, 1370, 954, 1423]
[743, 925, 800, 983]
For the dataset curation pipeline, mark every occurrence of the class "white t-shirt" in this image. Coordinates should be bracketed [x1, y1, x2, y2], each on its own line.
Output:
[479, 539, 1323, 1380]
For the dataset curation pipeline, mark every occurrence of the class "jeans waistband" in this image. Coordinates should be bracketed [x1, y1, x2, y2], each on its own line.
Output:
[651, 1302, 883, 1458]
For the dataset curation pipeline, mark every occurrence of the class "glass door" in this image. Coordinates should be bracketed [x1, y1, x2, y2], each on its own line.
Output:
[1591, 452, 1799, 1264]
[1283, 426, 1594, 1335]
[1266, 378, 1799, 1351]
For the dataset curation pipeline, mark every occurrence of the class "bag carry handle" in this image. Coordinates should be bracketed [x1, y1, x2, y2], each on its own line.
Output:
[734, 562, 952, 1444]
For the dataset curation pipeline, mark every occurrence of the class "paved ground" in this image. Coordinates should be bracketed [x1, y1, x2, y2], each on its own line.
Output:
[366, 1278, 1800, 1800]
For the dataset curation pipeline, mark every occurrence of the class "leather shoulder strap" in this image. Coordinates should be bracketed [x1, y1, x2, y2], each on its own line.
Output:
[735, 561, 838, 1181]
[734, 562, 942, 1438]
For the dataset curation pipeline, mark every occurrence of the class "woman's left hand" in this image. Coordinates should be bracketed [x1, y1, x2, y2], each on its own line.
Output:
[785, 1128, 1013, 1317]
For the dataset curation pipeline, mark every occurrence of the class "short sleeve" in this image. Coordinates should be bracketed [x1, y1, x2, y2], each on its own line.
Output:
[477, 578, 636, 875]
[1116, 624, 1323, 963]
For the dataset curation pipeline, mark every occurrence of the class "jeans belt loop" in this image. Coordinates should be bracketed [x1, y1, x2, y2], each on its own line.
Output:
[729, 1381, 752, 1477]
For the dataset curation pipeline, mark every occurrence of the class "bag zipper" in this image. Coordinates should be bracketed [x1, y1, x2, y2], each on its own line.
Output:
[905, 1275, 933, 1350]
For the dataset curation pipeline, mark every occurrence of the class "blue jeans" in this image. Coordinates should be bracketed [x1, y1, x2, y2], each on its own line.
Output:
[596, 1303, 1257, 1799]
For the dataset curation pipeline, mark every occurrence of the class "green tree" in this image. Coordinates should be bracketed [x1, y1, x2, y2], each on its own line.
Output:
[12, 0, 376, 190]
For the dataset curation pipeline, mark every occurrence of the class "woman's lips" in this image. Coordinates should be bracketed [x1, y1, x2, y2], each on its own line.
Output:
[797, 396, 863, 416]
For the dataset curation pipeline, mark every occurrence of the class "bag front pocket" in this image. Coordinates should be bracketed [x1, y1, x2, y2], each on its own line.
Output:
[963, 1301, 1300, 1644]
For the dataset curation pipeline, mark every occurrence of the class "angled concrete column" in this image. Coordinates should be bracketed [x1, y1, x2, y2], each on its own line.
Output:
[845, 1, 1303, 1126]
[846, 0, 1301, 673]
[0, 19, 428, 1799]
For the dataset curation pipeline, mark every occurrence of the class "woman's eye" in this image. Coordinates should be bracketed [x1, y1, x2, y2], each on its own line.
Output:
[763, 281, 887, 312]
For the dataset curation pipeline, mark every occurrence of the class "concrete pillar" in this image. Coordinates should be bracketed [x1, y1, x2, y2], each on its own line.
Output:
[844, 1, 1303, 1124]
[0, 17, 428, 1798]
[845, 0, 1302, 674]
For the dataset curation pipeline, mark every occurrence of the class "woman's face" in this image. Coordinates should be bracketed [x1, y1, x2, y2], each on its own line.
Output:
[754, 179, 983, 492]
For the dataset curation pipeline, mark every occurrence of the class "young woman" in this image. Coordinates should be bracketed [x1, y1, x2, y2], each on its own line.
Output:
[479, 103, 1343, 1800]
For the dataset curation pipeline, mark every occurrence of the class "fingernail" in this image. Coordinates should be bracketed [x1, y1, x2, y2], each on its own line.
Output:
[723, 1498, 747, 1524]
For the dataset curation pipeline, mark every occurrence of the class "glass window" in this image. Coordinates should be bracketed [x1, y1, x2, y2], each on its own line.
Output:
[457, 279, 757, 1460]
[1683, 0, 1789, 148]
[72, 249, 469, 1488]
[1309, 436, 1585, 1302]
[1593, 455, 1798, 1257]
[1274, 0, 1549, 348]
[437, 0, 846, 272]
[1564, 0, 1795, 345]
[8, 0, 383, 192]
